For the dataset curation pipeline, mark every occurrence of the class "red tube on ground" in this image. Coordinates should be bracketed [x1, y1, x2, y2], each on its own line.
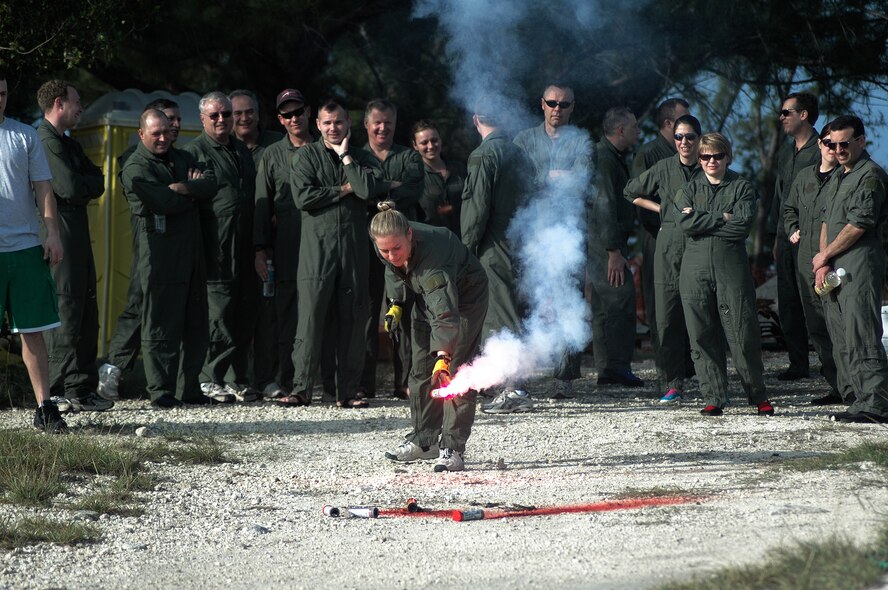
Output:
[451, 496, 700, 522]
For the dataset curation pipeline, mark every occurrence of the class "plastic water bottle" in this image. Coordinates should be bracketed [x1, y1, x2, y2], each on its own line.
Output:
[263, 259, 275, 297]
[815, 268, 845, 297]
[153, 214, 166, 234]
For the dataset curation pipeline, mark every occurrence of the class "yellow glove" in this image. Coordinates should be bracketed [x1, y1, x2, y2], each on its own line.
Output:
[432, 354, 452, 388]
[384, 304, 403, 333]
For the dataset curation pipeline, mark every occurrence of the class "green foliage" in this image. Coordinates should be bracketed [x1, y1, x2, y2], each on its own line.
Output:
[0, 430, 226, 509]
[659, 526, 888, 590]
[69, 491, 144, 517]
[0, 0, 142, 72]
[781, 441, 888, 473]
[0, 516, 98, 549]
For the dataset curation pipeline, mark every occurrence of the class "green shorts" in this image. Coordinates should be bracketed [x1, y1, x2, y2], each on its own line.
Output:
[0, 246, 61, 333]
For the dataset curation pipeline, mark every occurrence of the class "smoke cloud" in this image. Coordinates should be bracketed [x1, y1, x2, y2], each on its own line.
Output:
[421, 1, 596, 397]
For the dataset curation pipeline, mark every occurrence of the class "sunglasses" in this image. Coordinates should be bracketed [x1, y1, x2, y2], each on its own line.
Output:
[674, 133, 698, 142]
[544, 99, 573, 109]
[779, 109, 799, 117]
[699, 152, 727, 162]
[205, 110, 232, 121]
[279, 106, 307, 119]
[823, 136, 861, 151]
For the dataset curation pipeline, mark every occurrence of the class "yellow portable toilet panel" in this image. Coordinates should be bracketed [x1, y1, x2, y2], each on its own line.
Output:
[71, 89, 203, 356]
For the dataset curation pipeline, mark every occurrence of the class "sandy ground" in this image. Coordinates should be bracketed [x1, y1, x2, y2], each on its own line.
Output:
[1, 351, 887, 590]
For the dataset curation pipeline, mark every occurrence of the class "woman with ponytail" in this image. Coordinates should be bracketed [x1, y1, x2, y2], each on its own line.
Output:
[371, 201, 487, 472]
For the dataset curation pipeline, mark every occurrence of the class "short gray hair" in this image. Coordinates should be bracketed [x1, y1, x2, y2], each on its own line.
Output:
[229, 89, 259, 113]
[199, 91, 231, 114]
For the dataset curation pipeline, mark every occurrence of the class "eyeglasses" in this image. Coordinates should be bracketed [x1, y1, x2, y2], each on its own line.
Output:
[699, 152, 727, 162]
[779, 109, 799, 117]
[204, 111, 232, 121]
[279, 106, 307, 119]
[823, 136, 861, 151]
[674, 133, 698, 142]
[544, 99, 573, 109]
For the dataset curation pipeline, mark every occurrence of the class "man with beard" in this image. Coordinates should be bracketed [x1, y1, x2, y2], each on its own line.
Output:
[814, 115, 888, 424]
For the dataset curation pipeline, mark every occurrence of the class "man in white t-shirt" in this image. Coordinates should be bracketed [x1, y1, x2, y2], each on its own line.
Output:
[0, 73, 66, 432]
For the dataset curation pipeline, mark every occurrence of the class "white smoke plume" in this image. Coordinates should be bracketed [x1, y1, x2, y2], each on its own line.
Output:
[420, 0, 596, 397]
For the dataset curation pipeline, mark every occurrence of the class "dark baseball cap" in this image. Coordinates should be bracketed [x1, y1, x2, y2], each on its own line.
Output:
[276, 89, 305, 110]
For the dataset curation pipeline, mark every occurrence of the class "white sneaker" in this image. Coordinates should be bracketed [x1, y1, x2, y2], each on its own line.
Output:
[434, 448, 465, 472]
[224, 384, 261, 402]
[201, 383, 235, 403]
[481, 389, 534, 414]
[384, 440, 440, 462]
[262, 382, 287, 399]
[97, 363, 121, 400]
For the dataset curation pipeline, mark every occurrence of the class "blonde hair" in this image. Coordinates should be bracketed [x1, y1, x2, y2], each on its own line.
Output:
[369, 201, 411, 240]
[699, 132, 732, 162]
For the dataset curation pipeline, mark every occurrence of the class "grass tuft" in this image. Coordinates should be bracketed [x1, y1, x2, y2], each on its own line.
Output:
[0, 516, 98, 549]
[145, 437, 228, 465]
[782, 441, 888, 473]
[659, 526, 888, 590]
[69, 491, 143, 517]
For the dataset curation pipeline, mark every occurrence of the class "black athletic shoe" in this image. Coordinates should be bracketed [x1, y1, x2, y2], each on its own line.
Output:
[151, 395, 183, 409]
[34, 401, 68, 433]
[597, 368, 644, 387]
[834, 411, 888, 424]
[811, 392, 844, 406]
[182, 394, 221, 406]
[777, 370, 809, 381]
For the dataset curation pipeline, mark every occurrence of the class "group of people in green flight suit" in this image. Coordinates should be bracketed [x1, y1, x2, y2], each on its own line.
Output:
[25, 74, 888, 450]
[621, 90, 888, 424]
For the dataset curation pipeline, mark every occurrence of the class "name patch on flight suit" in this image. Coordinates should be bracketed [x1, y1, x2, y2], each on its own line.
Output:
[422, 272, 447, 293]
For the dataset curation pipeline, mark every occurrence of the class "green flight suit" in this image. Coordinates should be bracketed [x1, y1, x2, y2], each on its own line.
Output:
[677, 171, 767, 407]
[417, 159, 466, 237]
[769, 135, 820, 375]
[248, 128, 286, 389]
[38, 120, 104, 401]
[362, 144, 424, 396]
[253, 135, 303, 391]
[290, 142, 383, 402]
[183, 133, 257, 387]
[106, 145, 143, 373]
[120, 143, 216, 401]
[381, 223, 487, 452]
[246, 129, 284, 168]
[513, 123, 592, 381]
[624, 154, 701, 391]
[782, 163, 846, 399]
[588, 137, 636, 374]
[820, 153, 888, 418]
[461, 129, 530, 342]
[630, 133, 675, 368]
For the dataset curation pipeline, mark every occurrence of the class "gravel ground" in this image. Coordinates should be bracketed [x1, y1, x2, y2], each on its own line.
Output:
[1, 351, 887, 590]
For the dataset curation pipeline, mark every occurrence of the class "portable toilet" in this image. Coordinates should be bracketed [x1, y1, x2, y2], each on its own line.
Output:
[71, 89, 203, 355]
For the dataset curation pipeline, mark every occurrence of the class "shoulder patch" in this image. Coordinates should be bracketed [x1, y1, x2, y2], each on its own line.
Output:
[864, 177, 883, 192]
[421, 271, 448, 293]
